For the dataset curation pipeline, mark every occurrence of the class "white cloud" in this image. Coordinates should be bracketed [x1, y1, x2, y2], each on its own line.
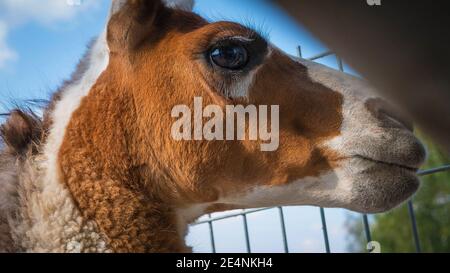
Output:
[0, 21, 17, 68]
[0, 0, 100, 69]
[0, 0, 99, 25]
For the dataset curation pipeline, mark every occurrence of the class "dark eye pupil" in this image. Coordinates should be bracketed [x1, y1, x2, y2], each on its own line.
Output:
[210, 45, 248, 70]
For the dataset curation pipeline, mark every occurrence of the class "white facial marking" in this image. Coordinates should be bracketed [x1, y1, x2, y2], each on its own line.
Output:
[217, 170, 353, 209]
[224, 47, 272, 99]
[225, 69, 258, 98]
[291, 55, 421, 170]
[178, 169, 354, 234]
[288, 56, 380, 154]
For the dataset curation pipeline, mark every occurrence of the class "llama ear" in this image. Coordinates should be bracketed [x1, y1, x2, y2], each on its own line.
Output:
[0, 110, 42, 154]
[107, 0, 195, 52]
[107, 0, 167, 53]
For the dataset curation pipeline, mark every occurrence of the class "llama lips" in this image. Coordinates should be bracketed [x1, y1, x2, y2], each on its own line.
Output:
[354, 155, 419, 173]
[337, 156, 421, 214]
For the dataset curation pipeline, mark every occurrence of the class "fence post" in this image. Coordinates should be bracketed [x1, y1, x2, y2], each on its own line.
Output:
[407, 200, 422, 253]
[320, 207, 331, 253]
[208, 214, 216, 253]
[278, 207, 289, 253]
[242, 213, 252, 253]
[363, 214, 372, 245]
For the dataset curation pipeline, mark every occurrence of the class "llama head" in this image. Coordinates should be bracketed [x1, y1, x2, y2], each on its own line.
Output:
[60, 0, 426, 219]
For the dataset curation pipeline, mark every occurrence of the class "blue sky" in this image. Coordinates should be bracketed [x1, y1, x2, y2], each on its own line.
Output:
[0, 0, 365, 253]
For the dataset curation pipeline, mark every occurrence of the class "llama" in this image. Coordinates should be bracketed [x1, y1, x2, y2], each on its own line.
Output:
[0, 0, 425, 253]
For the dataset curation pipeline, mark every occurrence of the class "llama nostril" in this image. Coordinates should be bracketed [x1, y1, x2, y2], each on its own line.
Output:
[365, 98, 414, 132]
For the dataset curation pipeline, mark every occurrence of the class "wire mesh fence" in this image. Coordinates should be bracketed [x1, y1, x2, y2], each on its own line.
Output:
[191, 47, 450, 253]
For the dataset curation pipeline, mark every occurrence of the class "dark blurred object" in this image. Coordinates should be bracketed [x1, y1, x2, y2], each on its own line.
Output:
[274, 0, 450, 151]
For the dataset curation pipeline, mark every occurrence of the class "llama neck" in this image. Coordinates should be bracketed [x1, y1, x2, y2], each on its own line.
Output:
[59, 168, 190, 252]
[9, 154, 191, 253]
[54, 78, 190, 253]
[38, 31, 188, 252]
[8, 154, 111, 253]
[60, 163, 189, 253]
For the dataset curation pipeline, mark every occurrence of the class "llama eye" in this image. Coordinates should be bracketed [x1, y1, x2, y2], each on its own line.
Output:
[210, 44, 249, 70]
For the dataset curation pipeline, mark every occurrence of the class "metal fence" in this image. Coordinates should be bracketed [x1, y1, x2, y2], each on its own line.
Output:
[192, 48, 450, 253]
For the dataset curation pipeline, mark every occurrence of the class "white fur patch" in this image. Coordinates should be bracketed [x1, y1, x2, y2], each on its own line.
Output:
[224, 47, 273, 99]
[0, 153, 18, 252]
[26, 7, 112, 253]
[177, 169, 354, 236]
[10, 156, 111, 253]
[288, 56, 379, 152]
[225, 69, 259, 98]
[0, 156, 17, 213]
[218, 170, 353, 209]
[42, 29, 110, 206]
[289, 56, 401, 165]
